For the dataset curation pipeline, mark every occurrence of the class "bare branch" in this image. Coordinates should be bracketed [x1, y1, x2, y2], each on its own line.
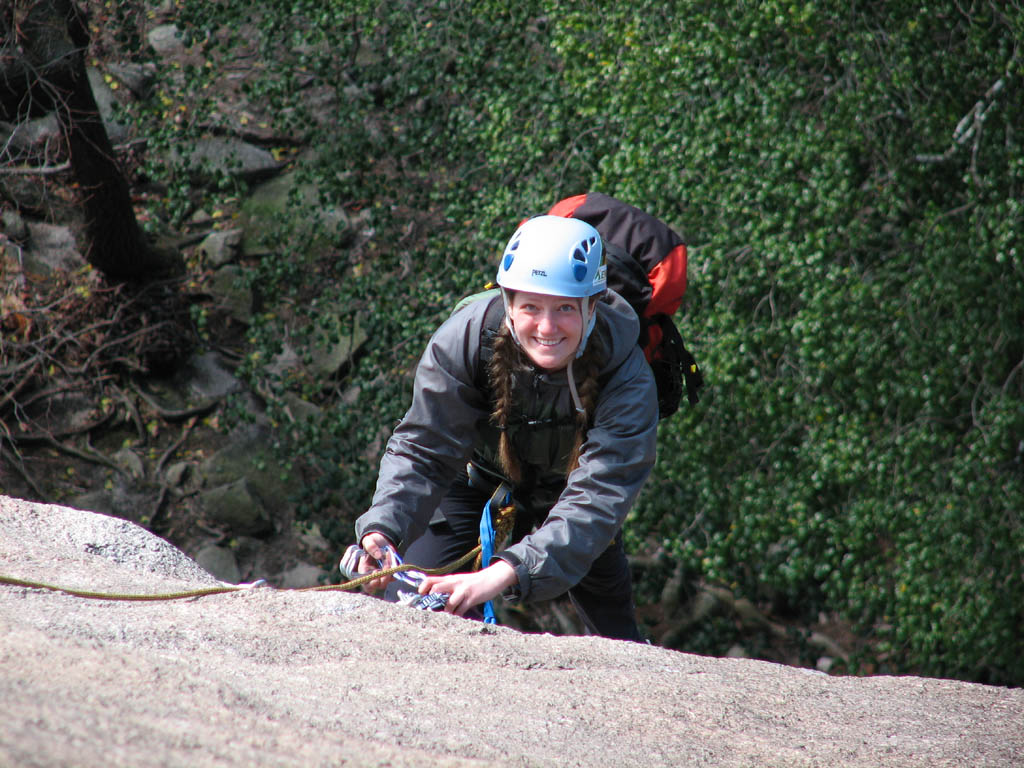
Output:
[39, 432, 126, 475]
[915, 76, 1007, 164]
[0, 159, 71, 175]
[0, 441, 46, 499]
[132, 383, 222, 422]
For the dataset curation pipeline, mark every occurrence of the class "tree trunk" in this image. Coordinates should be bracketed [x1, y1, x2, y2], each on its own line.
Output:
[1, 0, 183, 282]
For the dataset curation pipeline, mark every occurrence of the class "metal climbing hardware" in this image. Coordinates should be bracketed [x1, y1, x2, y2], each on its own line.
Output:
[336, 488, 515, 622]
[396, 591, 450, 611]
[338, 544, 364, 581]
[376, 546, 429, 589]
[339, 544, 426, 588]
[338, 544, 455, 611]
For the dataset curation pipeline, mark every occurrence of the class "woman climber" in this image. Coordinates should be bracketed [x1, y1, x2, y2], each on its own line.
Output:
[347, 214, 658, 641]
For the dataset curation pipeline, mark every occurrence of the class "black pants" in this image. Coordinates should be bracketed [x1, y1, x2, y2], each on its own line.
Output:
[387, 471, 643, 642]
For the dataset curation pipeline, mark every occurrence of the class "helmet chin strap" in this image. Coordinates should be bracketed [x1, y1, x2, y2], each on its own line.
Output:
[575, 296, 597, 358]
[566, 358, 585, 414]
[567, 297, 597, 414]
[501, 288, 522, 347]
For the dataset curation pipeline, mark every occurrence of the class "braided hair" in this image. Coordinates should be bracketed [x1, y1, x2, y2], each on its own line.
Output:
[487, 298, 606, 484]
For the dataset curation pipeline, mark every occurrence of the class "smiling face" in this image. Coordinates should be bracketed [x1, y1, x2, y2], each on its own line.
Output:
[508, 290, 584, 371]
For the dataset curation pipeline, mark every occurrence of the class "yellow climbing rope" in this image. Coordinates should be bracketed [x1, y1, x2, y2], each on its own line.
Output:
[0, 548, 479, 602]
[0, 504, 517, 603]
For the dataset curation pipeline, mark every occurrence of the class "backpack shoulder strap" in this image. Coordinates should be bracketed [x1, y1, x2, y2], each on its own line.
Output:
[453, 287, 500, 316]
[475, 291, 505, 390]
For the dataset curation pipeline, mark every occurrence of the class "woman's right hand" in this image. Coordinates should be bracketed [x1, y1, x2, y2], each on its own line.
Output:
[357, 533, 398, 592]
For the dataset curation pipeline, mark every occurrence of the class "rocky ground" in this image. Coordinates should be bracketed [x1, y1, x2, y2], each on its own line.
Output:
[2, 496, 1022, 768]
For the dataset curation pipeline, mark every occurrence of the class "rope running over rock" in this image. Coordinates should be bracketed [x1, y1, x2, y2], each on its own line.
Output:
[0, 504, 518, 602]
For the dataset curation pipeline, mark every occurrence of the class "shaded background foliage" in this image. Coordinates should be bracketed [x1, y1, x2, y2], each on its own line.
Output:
[135, 0, 1021, 684]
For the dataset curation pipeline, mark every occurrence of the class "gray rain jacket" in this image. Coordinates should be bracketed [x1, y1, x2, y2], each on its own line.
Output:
[354, 290, 658, 602]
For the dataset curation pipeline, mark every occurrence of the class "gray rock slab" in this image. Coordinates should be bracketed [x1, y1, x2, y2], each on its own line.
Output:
[147, 24, 185, 56]
[169, 137, 282, 184]
[22, 222, 85, 275]
[239, 168, 350, 255]
[210, 264, 253, 323]
[195, 544, 242, 584]
[198, 477, 273, 536]
[178, 350, 244, 400]
[0, 114, 61, 162]
[86, 67, 130, 144]
[1, 496, 1022, 768]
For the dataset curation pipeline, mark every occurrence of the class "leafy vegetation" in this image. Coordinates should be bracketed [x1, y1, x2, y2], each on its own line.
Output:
[126, 0, 1022, 684]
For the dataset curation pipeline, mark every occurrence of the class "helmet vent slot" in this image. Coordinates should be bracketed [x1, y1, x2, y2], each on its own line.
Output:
[572, 246, 588, 281]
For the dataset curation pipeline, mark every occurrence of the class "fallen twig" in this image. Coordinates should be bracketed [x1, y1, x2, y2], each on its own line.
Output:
[0, 442, 46, 498]
[155, 416, 198, 478]
[40, 434, 126, 476]
[109, 382, 147, 442]
[132, 383, 222, 421]
[0, 359, 41, 412]
[0, 407, 116, 444]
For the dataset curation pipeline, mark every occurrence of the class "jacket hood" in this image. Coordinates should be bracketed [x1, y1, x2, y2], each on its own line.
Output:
[592, 290, 642, 373]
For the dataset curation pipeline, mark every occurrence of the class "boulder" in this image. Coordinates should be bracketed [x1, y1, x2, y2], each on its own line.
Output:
[86, 67, 130, 145]
[21, 222, 84, 275]
[147, 24, 186, 56]
[168, 137, 282, 185]
[1, 496, 1022, 768]
[239, 168, 351, 256]
[194, 544, 242, 584]
[196, 228, 244, 268]
[210, 264, 254, 324]
[198, 477, 273, 537]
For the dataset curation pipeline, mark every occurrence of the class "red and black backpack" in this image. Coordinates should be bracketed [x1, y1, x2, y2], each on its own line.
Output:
[548, 193, 703, 418]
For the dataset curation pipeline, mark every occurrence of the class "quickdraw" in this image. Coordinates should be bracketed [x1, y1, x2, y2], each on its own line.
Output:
[339, 483, 517, 617]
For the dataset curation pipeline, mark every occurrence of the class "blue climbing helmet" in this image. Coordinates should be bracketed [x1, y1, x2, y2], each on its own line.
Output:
[496, 215, 606, 298]
[496, 215, 606, 364]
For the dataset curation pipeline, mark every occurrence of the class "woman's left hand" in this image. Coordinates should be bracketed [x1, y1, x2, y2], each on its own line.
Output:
[418, 560, 518, 617]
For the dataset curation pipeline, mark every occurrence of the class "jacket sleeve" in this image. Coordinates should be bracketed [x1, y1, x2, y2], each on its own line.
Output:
[354, 302, 492, 549]
[495, 345, 659, 602]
